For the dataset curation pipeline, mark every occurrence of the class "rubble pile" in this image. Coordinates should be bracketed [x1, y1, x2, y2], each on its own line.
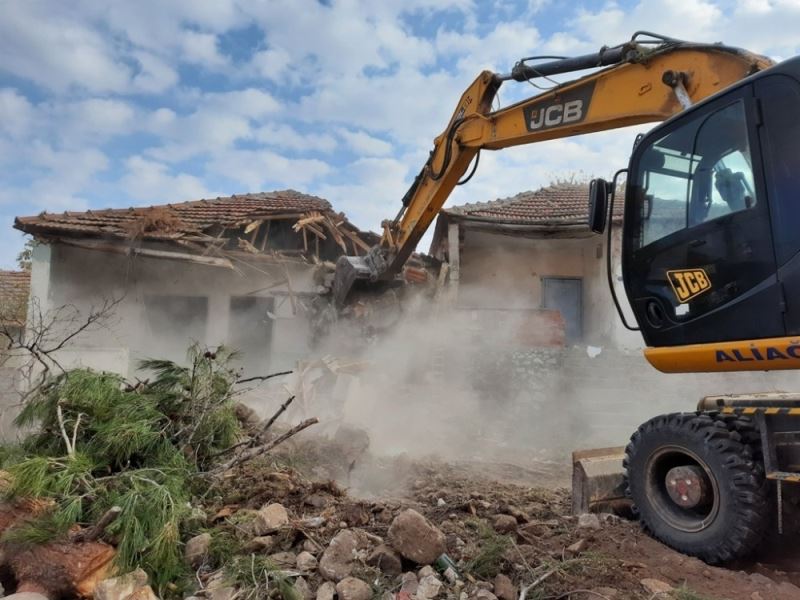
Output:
[3, 356, 800, 600]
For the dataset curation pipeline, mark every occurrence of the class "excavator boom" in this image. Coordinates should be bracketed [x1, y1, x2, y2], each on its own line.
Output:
[333, 33, 772, 305]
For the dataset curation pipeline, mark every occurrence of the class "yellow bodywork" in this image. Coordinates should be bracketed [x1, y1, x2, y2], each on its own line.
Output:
[645, 336, 800, 373]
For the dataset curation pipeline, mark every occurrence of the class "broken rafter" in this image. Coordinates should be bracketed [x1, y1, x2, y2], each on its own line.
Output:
[57, 239, 235, 269]
[321, 217, 347, 253]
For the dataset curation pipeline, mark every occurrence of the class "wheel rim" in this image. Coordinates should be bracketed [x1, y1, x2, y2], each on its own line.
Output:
[644, 445, 720, 533]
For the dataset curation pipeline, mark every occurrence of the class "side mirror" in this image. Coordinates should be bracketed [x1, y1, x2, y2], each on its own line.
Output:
[589, 178, 610, 234]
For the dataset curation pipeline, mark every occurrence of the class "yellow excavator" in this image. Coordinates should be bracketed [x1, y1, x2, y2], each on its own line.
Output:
[333, 31, 800, 563]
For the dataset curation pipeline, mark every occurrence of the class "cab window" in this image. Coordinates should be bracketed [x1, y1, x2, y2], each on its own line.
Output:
[633, 100, 757, 250]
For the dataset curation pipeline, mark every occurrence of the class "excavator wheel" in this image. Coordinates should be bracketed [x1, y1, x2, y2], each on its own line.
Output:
[624, 412, 770, 563]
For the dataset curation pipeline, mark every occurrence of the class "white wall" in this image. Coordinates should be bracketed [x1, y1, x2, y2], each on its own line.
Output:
[35, 242, 318, 379]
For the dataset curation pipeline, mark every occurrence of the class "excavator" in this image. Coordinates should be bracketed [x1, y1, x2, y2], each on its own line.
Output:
[333, 31, 800, 563]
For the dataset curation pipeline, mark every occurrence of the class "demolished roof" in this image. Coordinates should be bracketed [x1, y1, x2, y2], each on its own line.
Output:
[15, 190, 357, 240]
[14, 190, 378, 266]
[0, 270, 30, 328]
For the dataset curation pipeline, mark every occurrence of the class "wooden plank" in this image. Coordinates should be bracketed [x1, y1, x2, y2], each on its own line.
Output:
[58, 238, 235, 269]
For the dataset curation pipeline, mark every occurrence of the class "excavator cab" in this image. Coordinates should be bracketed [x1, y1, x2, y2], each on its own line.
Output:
[592, 56, 800, 365]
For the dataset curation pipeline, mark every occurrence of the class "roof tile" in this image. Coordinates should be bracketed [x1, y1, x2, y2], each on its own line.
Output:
[445, 183, 622, 225]
[14, 190, 339, 239]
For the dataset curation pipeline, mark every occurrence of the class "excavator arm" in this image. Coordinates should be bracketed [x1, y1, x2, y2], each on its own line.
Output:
[333, 33, 772, 305]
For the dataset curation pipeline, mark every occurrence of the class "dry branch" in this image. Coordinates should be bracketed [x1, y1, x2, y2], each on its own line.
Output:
[210, 417, 318, 475]
[71, 506, 122, 543]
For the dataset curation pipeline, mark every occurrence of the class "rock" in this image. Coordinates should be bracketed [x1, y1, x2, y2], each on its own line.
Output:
[640, 579, 672, 595]
[317, 582, 336, 600]
[243, 535, 275, 553]
[124, 586, 159, 600]
[475, 591, 497, 600]
[4, 595, 49, 600]
[234, 402, 261, 426]
[598, 513, 621, 525]
[387, 509, 446, 564]
[493, 575, 516, 600]
[400, 572, 419, 595]
[294, 577, 313, 600]
[185, 533, 212, 568]
[749, 573, 774, 586]
[336, 578, 372, 600]
[254, 503, 289, 534]
[305, 493, 330, 509]
[207, 588, 236, 600]
[95, 569, 149, 600]
[417, 575, 443, 600]
[302, 539, 318, 553]
[492, 515, 518, 534]
[366, 544, 402, 577]
[751, 593, 764, 600]
[297, 551, 318, 572]
[300, 516, 326, 529]
[418, 566, 436, 579]
[565, 539, 588, 556]
[319, 530, 364, 581]
[576, 513, 601, 530]
[437, 498, 446, 507]
[268, 552, 297, 568]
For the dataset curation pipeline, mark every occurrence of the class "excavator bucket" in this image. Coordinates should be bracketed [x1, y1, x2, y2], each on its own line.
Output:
[332, 250, 388, 307]
[333, 256, 371, 308]
[571, 446, 629, 514]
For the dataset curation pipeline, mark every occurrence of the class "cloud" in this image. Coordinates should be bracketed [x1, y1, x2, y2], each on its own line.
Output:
[254, 124, 338, 153]
[0, 2, 131, 93]
[0, 89, 35, 138]
[120, 156, 215, 202]
[146, 88, 282, 162]
[208, 149, 332, 191]
[336, 129, 393, 156]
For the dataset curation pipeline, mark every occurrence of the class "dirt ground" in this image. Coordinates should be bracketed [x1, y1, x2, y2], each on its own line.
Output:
[214, 434, 800, 600]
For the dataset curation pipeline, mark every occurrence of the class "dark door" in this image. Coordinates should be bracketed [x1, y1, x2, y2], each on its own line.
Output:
[622, 86, 784, 347]
[755, 74, 800, 334]
[542, 277, 582, 343]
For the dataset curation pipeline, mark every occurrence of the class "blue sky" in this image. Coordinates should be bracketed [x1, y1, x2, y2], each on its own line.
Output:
[2, 0, 800, 269]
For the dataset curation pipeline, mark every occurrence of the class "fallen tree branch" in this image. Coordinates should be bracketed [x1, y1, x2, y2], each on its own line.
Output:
[237, 370, 293, 385]
[519, 568, 557, 600]
[210, 418, 319, 475]
[71, 506, 122, 543]
[261, 395, 295, 434]
[56, 403, 73, 456]
[212, 396, 297, 459]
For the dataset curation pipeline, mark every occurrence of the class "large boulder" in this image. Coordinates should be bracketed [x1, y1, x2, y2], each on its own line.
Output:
[387, 509, 446, 565]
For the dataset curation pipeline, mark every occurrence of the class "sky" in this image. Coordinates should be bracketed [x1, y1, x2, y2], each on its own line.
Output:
[2, 0, 800, 269]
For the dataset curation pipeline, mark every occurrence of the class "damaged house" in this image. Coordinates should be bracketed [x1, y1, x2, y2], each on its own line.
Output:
[431, 183, 634, 349]
[13, 190, 376, 379]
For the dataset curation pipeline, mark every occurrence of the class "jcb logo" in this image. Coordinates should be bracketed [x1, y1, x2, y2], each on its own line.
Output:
[529, 100, 584, 130]
[667, 269, 712, 303]
[523, 82, 594, 133]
